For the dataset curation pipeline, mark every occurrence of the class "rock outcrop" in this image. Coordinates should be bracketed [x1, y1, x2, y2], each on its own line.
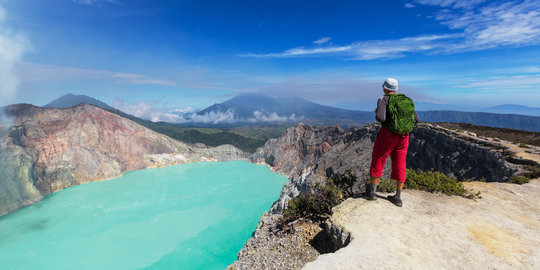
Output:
[249, 123, 525, 214]
[0, 104, 247, 216]
[303, 179, 540, 269]
[231, 122, 538, 269]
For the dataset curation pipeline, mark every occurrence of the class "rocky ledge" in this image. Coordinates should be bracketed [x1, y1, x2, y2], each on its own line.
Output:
[303, 179, 540, 269]
[231, 122, 538, 269]
[0, 104, 247, 216]
[250, 123, 528, 215]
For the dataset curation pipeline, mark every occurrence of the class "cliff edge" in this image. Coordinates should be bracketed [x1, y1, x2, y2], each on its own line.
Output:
[303, 179, 540, 269]
[231, 123, 539, 269]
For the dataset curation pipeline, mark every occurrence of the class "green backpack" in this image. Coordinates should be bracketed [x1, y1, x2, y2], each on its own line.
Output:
[383, 93, 416, 135]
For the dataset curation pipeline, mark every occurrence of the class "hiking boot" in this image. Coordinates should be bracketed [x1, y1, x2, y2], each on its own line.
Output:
[387, 195, 402, 207]
[363, 192, 377, 201]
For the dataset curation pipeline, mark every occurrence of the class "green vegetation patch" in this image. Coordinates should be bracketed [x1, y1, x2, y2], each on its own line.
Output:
[518, 143, 530, 148]
[375, 178, 397, 193]
[369, 169, 481, 198]
[284, 168, 483, 223]
[523, 165, 540, 179]
[405, 169, 481, 199]
[509, 176, 530, 185]
[229, 124, 291, 141]
[283, 182, 342, 223]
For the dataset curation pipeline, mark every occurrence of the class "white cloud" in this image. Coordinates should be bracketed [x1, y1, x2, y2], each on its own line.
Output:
[437, 0, 540, 50]
[240, 1, 540, 60]
[111, 72, 176, 86]
[405, 3, 416, 8]
[240, 44, 353, 58]
[72, 0, 117, 5]
[414, 0, 485, 9]
[113, 101, 300, 124]
[173, 107, 196, 114]
[241, 34, 458, 60]
[113, 101, 187, 123]
[458, 74, 540, 89]
[18, 63, 176, 86]
[247, 111, 300, 123]
[0, 4, 29, 110]
[188, 109, 237, 124]
[313, 37, 331, 44]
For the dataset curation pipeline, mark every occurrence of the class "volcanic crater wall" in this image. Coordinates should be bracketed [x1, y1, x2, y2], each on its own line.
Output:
[0, 104, 247, 216]
[250, 123, 522, 214]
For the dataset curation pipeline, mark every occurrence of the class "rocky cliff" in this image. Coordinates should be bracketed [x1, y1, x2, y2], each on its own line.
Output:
[231, 122, 539, 269]
[249, 123, 526, 214]
[0, 104, 247, 216]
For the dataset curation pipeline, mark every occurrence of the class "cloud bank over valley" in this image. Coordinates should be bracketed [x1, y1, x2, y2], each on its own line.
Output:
[113, 100, 301, 124]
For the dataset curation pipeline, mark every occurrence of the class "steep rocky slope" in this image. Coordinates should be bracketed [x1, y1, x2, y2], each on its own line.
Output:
[0, 104, 247, 216]
[249, 123, 527, 214]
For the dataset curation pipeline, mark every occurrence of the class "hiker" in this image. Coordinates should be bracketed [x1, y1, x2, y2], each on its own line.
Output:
[366, 78, 419, 207]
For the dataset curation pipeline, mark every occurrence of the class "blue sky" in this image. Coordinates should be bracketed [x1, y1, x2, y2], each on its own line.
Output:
[1, 0, 539, 121]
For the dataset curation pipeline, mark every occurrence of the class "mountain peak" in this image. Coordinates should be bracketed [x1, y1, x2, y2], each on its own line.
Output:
[197, 93, 372, 127]
[43, 93, 115, 111]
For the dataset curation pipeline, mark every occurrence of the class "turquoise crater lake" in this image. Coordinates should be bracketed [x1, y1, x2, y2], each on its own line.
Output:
[0, 161, 288, 269]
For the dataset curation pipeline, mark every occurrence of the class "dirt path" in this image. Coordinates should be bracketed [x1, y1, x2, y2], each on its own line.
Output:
[302, 179, 540, 269]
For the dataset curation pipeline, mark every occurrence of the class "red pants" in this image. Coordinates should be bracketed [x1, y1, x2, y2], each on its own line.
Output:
[370, 126, 409, 183]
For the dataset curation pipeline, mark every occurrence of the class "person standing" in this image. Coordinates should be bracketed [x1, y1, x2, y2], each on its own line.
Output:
[366, 78, 419, 207]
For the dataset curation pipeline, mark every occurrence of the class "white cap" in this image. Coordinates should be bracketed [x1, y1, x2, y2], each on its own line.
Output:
[383, 78, 398, 91]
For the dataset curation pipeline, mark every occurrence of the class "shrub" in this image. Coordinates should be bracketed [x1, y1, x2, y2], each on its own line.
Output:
[328, 169, 356, 198]
[519, 143, 530, 149]
[283, 182, 342, 222]
[509, 176, 530, 185]
[265, 155, 275, 166]
[523, 165, 540, 179]
[405, 169, 481, 199]
[284, 168, 482, 224]
[376, 178, 396, 193]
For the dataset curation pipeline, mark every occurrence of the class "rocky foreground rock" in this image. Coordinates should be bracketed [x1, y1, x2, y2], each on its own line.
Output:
[303, 179, 539, 269]
[0, 104, 247, 216]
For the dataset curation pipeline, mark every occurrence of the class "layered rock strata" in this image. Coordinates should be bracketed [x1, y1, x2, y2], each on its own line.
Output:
[250, 123, 524, 214]
[0, 104, 247, 216]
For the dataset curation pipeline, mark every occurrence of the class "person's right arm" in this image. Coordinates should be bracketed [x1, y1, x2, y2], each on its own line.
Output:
[375, 96, 387, 122]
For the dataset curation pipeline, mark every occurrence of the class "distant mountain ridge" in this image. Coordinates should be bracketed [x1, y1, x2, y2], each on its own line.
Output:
[417, 110, 540, 132]
[483, 104, 540, 117]
[41, 93, 540, 132]
[199, 93, 372, 127]
[200, 93, 540, 131]
[41, 94, 272, 152]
